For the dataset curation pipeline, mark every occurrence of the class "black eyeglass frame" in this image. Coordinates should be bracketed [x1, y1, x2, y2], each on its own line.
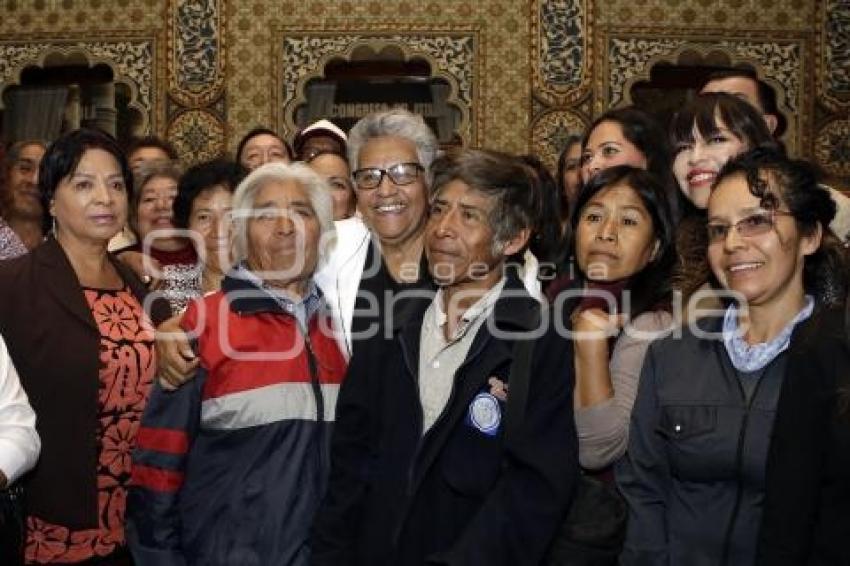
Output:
[351, 162, 424, 190]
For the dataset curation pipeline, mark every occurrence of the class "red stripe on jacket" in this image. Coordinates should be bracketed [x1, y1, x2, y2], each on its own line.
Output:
[180, 294, 347, 401]
[131, 464, 185, 492]
[136, 426, 190, 455]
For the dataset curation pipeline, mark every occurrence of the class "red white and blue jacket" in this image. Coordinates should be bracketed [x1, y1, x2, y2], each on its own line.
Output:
[127, 272, 347, 566]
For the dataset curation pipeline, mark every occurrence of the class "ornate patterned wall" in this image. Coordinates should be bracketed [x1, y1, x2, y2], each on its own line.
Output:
[530, 0, 849, 187]
[275, 30, 478, 145]
[226, 0, 530, 156]
[0, 0, 846, 184]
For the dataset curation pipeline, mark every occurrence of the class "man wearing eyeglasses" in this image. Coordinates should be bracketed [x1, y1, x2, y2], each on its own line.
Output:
[154, 110, 541, 386]
[0, 141, 46, 260]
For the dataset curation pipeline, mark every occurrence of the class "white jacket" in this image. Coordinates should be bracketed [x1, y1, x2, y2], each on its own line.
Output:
[0, 333, 40, 485]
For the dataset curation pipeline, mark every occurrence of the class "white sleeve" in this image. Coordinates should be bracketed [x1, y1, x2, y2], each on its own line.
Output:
[519, 250, 544, 303]
[826, 185, 850, 244]
[0, 334, 40, 485]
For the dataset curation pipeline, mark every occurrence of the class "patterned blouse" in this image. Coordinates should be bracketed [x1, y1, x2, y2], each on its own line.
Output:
[25, 287, 156, 564]
[0, 216, 28, 261]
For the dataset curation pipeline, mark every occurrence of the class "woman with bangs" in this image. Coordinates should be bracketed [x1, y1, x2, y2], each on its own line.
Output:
[668, 93, 779, 313]
[671, 92, 777, 212]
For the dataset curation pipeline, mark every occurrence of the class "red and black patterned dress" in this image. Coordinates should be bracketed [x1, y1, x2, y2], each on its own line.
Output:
[25, 287, 156, 564]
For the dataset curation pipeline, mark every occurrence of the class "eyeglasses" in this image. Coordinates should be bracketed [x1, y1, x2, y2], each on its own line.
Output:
[706, 210, 794, 243]
[352, 162, 423, 190]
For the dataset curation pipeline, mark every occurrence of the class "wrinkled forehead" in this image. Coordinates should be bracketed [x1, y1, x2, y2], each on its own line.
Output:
[432, 178, 498, 213]
[358, 135, 420, 167]
[251, 178, 311, 206]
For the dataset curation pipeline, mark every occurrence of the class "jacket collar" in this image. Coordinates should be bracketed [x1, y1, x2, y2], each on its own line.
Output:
[34, 237, 149, 332]
[395, 271, 540, 333]
[395, 272, 541, 381]
[221, 269, 324, 318]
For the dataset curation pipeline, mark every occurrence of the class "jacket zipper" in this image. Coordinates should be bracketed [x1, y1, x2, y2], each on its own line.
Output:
[719, 362, 767, 566]
[301, 326, 326, 473]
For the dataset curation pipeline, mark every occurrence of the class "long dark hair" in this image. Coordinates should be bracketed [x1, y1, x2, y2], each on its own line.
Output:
[518, 154, 565, 267]
[583, 106, 684, 224]
[571, 165, 677, 318]
[556, 134, 583, 218]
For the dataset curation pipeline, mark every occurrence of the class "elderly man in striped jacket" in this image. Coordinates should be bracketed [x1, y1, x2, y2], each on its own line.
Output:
[127, 161, 347, 566]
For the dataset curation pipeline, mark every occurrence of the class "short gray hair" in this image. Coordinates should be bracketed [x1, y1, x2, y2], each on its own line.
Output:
[231, 161, 336, 264]
[347, 109, 439, 184]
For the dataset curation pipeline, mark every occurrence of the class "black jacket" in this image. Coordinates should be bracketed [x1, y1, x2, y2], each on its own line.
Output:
[311, 277, 579, 566]
[0, 237, 169, 528]
[617, 317, 791, 566]
[757, 307, 850, 565]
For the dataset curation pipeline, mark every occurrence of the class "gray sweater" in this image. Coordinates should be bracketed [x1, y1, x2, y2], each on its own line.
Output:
[575, 310, 673, 470]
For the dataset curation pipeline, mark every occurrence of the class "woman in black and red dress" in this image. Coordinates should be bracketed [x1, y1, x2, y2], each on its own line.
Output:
[0, 128, 169, 564]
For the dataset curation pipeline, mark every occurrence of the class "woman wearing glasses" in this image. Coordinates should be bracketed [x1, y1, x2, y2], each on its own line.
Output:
[315, 109, 439, 356]
[153, 109, 437, 382]
[617, 149, 848, 565]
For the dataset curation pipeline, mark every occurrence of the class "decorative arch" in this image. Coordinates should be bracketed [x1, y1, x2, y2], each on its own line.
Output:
[601, 35, 807, 154]
[277, 31, 478, 146]
[0, 39, 156, 135]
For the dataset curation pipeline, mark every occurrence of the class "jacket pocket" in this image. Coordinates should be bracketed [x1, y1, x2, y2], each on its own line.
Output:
[656, 405, 721, 480]
[656, 405, 717, 440]
[440, 425, 503, 498]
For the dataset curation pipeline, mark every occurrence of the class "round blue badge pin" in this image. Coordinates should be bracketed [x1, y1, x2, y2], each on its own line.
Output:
[468, 392, 501, 436]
